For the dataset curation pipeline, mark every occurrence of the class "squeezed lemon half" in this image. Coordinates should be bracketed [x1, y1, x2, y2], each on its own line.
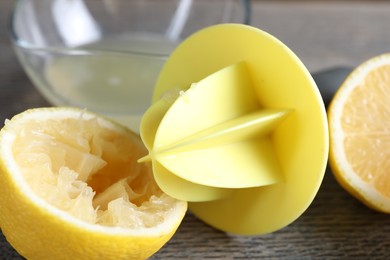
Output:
[0, 107, 187, 260]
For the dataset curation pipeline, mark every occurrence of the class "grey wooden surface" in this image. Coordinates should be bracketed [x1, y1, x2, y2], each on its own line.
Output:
[2, 1, 390, 259]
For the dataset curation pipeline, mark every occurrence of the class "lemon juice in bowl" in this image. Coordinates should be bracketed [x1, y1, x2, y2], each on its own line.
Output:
[44, 34, 177, 130]
[15, 34, 177, 132]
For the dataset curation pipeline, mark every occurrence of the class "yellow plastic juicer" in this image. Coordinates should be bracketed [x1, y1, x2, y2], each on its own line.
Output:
[139, 24, 329, 235]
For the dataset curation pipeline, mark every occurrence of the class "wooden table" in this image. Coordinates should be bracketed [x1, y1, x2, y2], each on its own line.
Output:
[2, 1, 390, 259]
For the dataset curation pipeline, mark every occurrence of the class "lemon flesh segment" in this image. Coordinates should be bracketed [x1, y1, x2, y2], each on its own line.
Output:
[150, 24, 328, 235]
[0, 107, 187, 259]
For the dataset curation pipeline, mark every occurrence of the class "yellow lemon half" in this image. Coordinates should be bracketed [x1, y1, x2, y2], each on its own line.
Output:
[328, 53, 390, 213]
[0, 107, 187, 260]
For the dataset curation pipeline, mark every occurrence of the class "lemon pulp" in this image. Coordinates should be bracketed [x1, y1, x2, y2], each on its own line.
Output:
[10, 111, 176, 228]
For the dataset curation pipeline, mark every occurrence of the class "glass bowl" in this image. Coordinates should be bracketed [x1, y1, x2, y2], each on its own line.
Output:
[9, 0, 250, 131]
